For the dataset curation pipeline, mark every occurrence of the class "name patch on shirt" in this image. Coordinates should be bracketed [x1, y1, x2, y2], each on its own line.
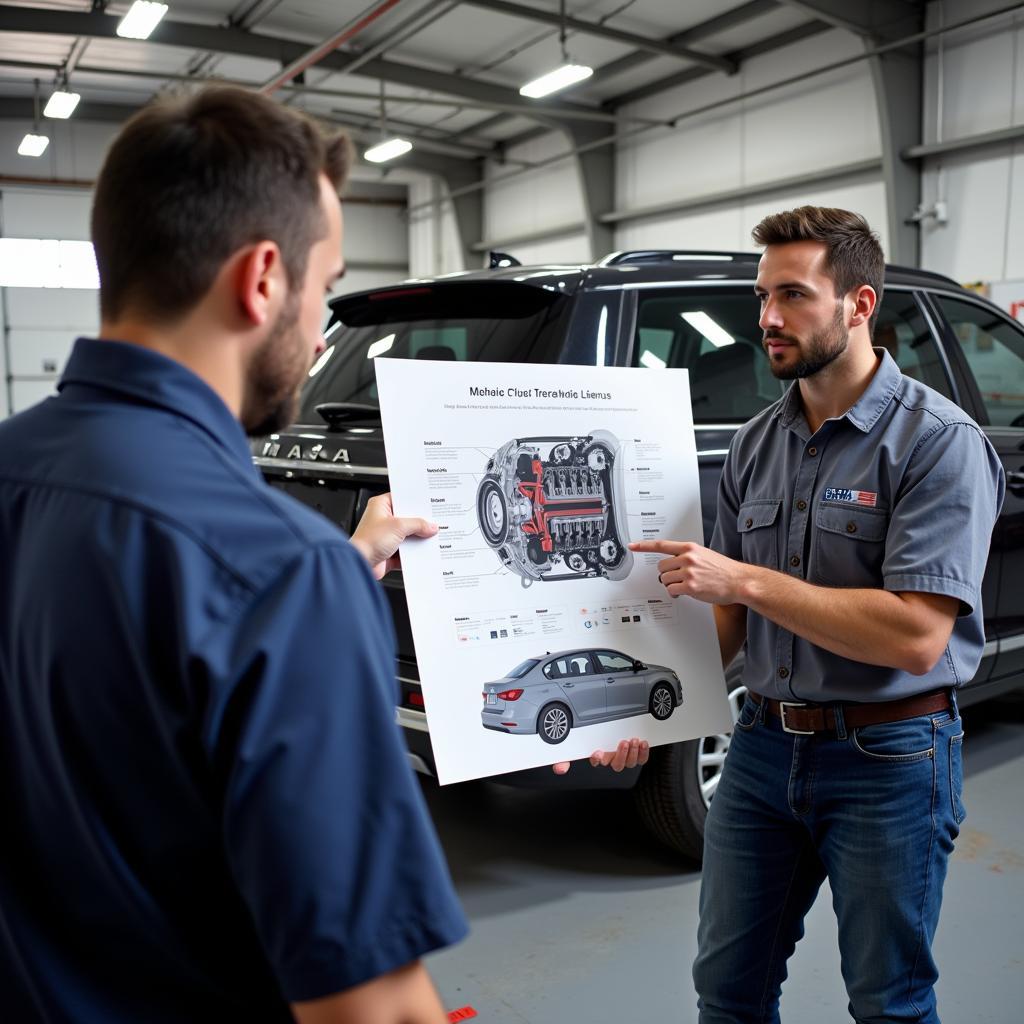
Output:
[823, 487, 877, 507]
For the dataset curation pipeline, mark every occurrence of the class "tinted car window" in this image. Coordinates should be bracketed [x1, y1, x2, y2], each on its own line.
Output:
[299, 282, 570, 415]
[596, 651, 633, 672]
[936, 296, 1024, 426]
[631, 289, 785, 422]
[874, 291, 953, 399]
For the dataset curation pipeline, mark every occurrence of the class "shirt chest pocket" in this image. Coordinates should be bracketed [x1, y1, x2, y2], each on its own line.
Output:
[812, 503, 888, 587]
[737, 499, 781, 570]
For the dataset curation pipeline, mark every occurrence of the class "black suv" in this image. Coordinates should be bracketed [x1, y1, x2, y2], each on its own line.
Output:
[253, 250, 1024, 861]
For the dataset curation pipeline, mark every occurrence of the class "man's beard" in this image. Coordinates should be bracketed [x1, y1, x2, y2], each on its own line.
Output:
[764, 303, 848, 380]
[241, 291, 307, 437]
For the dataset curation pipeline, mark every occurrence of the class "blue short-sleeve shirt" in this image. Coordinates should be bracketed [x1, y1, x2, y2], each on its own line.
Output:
[0, 338, 467, 1021]
[711, 349, 1005, 703]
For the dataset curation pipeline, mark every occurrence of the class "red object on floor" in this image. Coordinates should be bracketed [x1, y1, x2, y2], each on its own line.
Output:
[447, 1007, 478, 1022]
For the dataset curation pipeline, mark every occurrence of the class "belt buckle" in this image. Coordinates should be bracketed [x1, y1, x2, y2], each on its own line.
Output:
[780, 701, 815, 735]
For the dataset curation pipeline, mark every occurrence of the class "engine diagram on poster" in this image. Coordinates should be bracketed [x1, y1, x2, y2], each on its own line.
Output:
[476, 430, 634, 587]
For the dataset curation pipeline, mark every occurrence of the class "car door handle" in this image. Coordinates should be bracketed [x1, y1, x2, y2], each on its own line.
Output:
[606, 677, 615, 684]
[562, 682, 574, 688]
[1008, 470, 1024, 493]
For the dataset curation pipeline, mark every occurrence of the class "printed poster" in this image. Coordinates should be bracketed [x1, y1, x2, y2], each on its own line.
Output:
[376, 359, 731, 784]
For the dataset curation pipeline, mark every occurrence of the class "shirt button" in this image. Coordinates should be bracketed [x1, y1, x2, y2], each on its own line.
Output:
[745, 517, 753, 528]
[778, 667, 790, 679]
[796, 500, 807, 512]
[846, 522, 857, 534]
[790, 555, 801, 567]
[808, 446, 818, 456]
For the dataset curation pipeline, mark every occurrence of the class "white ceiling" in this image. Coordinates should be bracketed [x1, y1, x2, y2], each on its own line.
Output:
[0, 1, 849, 159]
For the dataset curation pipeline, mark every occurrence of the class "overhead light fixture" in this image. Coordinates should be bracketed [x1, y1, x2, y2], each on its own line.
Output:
[18, 134, 49, 158]
[364, 138, 412, 163]
[18, 79, 48, 158]
[520, 64, 593, 99]
[519, 0, 592, 98]
[117, 1, 169, 40]
[44, 89, 81, 120]
[364, 81, 412, 164]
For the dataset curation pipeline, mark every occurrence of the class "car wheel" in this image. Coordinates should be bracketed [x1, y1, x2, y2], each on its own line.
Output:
[538, 702, 572, 744]
[649, 682, 675, 720]
[632, 660, 746, 862]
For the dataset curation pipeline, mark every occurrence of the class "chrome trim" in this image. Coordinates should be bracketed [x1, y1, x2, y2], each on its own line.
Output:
[396, 705, 429, 732]
[1000, 634, 1024, 654]
[406, 753, 433, 776]
[253, 456, 388, 477]
[694, 424, 743, 431]
[697, 448, 731, 457]
[983, 639, 999, 658]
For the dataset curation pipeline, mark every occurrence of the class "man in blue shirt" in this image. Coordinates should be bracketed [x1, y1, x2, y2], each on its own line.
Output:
[0, 87, 466, 1022]
[634, 207, 1004, 1023]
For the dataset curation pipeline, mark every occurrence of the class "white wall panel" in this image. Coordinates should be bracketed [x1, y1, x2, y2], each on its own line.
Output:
[919, 1, 1024, 294]
[3, 287, 99, 330]
[341, 201, 408, 264]
[484, 131, 583, 245]
[8, 329, 78, 377]
[503, 232, 591, 266]
[407, 175, 465, 277]
[11, 379, 57, 415]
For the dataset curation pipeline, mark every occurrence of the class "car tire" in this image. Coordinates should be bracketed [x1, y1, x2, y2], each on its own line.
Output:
[632, 660, 747, 862]
[649, 682, 675, 721]
[537, 702, 572, 744]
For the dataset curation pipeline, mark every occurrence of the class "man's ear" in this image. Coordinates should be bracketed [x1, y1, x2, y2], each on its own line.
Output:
[848, 284, 877, 330]
[235, 242, 284, 327]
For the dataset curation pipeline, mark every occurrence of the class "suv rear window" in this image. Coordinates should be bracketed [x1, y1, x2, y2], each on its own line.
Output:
[298, 281, 570, 416]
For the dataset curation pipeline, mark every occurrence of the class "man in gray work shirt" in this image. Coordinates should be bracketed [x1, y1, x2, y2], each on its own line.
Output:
[632, 206, 1004, 1023]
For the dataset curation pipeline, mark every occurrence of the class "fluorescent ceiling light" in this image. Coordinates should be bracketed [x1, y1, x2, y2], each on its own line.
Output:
[117, 1, 168, 40]
[520, 64, 593, 99]
[364, 138, 412, 164]
[44, 89, 81, 119]
[639, 349, 667, 369]
[366, 333, 396, 359]
[17, 133, 49, 157]
[682, 311, 735, 348]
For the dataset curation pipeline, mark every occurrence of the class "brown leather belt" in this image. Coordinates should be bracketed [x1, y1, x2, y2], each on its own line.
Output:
[749, 689, 952, 735]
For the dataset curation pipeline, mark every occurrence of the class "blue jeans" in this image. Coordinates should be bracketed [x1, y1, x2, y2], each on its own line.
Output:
[693, 693, 965, 1024]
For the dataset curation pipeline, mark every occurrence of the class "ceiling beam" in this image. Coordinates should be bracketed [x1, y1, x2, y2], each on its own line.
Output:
[774, 1, 923, 41]
[608, 20, 830, 108]
[0, 4, 610, 128]
[458, 0, 737, 75]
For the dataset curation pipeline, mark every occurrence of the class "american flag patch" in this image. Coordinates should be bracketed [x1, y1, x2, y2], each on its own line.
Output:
[823, 487, 877, 507]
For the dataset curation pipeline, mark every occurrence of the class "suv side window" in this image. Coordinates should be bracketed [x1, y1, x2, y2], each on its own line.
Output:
[874, 291, 953, 399]
[632, 289, 783, 423]
[935, 296, 1024, 426]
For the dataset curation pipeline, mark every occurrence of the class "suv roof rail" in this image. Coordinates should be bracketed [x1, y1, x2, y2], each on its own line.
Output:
[884, 262, 960, 288]
[598, 250, 761, 267]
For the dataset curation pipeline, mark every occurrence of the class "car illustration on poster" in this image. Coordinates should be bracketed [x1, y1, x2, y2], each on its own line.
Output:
[476, 431, 633, 587]
[481, 648, 683, 744]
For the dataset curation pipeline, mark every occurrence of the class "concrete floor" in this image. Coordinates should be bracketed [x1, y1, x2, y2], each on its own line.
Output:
[423, 690, 1024, 1023]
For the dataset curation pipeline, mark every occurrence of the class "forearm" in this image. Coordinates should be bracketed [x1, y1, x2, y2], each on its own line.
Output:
[291, 961, 447, 1024]
[739, 566, 945, 674]
[713, 603, 746, 669]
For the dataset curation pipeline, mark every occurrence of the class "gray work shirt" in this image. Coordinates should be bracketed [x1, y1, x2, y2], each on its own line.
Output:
[711, 348, 1005, 703]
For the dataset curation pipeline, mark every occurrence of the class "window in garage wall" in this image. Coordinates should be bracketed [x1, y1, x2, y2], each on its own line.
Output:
[0, 187, 98, 419]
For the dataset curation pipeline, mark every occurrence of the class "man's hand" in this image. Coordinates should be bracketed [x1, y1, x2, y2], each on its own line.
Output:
[629, 539, 749, 605]
[349, 493, 437, 581]
[551, 737, 650, 776]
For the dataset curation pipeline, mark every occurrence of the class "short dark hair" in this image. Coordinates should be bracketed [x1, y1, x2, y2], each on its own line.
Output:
[92, 86, 352, 323]
[751, 206, 885, 333]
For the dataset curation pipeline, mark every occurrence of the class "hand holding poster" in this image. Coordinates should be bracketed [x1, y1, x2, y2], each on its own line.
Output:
[375, 358, 731, 784]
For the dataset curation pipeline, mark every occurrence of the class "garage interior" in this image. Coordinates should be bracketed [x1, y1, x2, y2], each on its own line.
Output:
[0, 1, 1022, 1021]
